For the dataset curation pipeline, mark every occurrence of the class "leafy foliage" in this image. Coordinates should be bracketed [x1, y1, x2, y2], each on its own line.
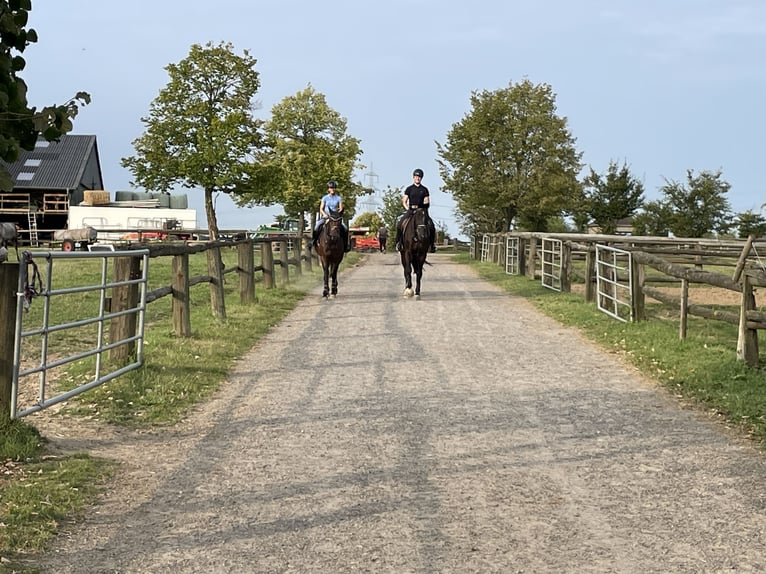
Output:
[0, 0, 89, 191]
[121, 41, 263, 239]
[437, 79, 582, 234]
[734, 210, 766, 239]
[247, 84, 364, 233]
[379, 185, 403, 237]
[581, 160, 645, 234]
[632, 200, 674, 236]
[352, 211, 382, 231]
[662, 169, 733, 237]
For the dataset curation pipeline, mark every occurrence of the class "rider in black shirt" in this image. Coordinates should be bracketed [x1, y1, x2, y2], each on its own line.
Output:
[395, 168, 437, 253]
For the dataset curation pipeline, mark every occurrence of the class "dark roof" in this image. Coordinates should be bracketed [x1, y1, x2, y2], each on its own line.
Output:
[0, 134, 101, 190]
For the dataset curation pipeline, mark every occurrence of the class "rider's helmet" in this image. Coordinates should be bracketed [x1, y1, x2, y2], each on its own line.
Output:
[412, 168, 424, 178]
[327, 180, 337, 189]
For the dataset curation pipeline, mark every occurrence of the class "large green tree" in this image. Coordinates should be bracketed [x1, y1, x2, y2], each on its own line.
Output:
[379, 185, 403, 237]
[734, 210, 766, 239]
[0, 0, 89, 190]
[582, 160, 645, 234]
[121, 41, 263, 239]
[239, 84, 363, 235]
[661, 169, 733, 237]
[632, 200, 674, 237]
[436, 79, 582, 234]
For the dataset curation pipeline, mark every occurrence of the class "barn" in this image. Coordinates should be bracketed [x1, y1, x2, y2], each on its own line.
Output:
[0, 134, 105, 245]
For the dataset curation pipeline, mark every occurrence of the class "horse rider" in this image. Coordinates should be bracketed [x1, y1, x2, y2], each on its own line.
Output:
[312, 179, 350, 252]
[394, 168, 437, 253]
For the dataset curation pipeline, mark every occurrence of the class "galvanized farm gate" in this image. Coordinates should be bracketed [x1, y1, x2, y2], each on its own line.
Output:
[11, 249, 149, 418]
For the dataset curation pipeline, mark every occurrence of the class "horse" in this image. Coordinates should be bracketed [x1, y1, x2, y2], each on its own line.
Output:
[399, 207, 431, 299]
[316, 211, 345, 299]
[0, 222, 20, 260]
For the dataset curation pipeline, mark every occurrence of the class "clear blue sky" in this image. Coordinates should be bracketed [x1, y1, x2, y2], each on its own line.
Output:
[23, 1, 766, 237]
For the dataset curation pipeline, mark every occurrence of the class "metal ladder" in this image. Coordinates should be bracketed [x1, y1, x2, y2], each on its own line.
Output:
[27, 211, 39, 247]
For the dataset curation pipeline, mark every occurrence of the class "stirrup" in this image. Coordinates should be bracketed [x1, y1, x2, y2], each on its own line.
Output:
[430, 244, 437, 253]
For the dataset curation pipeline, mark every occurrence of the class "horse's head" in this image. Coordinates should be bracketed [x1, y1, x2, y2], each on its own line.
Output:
[324, 213, 342, 245]
[412, 208, 430, 243]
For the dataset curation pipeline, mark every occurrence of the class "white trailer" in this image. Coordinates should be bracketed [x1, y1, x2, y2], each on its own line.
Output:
[68, 205, 198, 241]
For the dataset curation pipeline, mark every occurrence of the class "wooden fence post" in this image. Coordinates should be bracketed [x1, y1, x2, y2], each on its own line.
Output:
[292, 235, 302, 277]
[207, 247, 226, 319]
[527, 237, 538, 280]
[172, 253, 191, 337]
[261, 242, 274, 289]
[279, 240, 289, 285]
[238, 240, 255, 304]
[584, 248, 595, 303]
[631, 258, 645, 322]
[679, 278, 689, 339]
[0, 263, 19, 423]
[737, 274, 759, 366]
[561, 242, 572, 292]
[518, 237, 527, 276]
[303, 234, 312, 272]
[110, 255, 141, 362]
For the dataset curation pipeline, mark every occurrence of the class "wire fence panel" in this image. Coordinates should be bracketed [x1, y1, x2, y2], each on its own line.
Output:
[541, 238, 563, 291]
[595, 244, 633, 323]
[11, 249, 149, 419]
[505, 236, 520, 275]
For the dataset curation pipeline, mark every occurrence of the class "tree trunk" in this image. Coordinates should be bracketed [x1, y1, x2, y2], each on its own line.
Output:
[205, 187, 220, 240]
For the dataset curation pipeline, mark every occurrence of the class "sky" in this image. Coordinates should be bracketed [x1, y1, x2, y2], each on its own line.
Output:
[21, 1, 766, 238]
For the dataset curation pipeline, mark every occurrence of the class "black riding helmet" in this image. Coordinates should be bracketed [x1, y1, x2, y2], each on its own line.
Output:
[327, 180, 337, 189]
[412, 169, 424, 178]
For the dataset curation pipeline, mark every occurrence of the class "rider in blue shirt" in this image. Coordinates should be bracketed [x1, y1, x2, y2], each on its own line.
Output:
[312, 180, 350, 252]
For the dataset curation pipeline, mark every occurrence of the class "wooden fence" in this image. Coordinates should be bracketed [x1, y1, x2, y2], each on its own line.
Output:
[474, 232, 766, 366]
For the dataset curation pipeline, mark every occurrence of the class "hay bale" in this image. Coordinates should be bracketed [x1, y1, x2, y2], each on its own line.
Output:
[169, 194, 188, 209]
[114, 191, 136, 201]
[83, 190, 110, 205]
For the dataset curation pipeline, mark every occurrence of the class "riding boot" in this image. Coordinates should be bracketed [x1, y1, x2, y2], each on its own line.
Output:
[312, 228, 318, 247]
[344, 230, 351, 252]
[395, 227, 402, 252]
[429, 219, 437, 252]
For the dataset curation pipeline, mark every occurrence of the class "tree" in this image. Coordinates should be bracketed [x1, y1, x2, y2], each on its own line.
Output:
[0, 0, 90, 191]
[243, 84, 363, 236]
[352, 211, 382, 232]
[632, 200, 674, 237]
[379, 186, 403, 237]
[436, 79, 582, 234]
[582, 160, 645, 234]
[121, 41, 263, 239]
[660, 169, 733, 237]
[735, 210, 766, 239]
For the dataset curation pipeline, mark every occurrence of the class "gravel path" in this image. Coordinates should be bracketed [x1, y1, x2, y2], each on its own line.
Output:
[37, 252, 766, 573]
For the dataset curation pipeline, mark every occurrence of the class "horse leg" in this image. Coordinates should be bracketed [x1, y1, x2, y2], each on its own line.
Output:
[331, 264, 338, 296]
[322, 264, 329, 298]
[414, 260, 423, 297]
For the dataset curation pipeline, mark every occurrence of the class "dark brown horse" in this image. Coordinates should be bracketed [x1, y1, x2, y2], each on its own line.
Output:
[317, 212, 345, 299]
[400, 207, 431, 299]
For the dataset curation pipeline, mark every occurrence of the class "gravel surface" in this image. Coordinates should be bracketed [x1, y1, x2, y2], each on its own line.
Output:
[34, 252, 766, 573]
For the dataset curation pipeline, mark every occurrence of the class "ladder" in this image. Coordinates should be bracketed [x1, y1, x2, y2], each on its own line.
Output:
[27, 211, 39, 247]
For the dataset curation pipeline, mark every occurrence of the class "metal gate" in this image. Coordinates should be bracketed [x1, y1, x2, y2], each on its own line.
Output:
[505, 236, 520, 275]
[595, 244, 633, 322]
[11, 249, 150, 418]
[480, 235, 490, 262]
[541, 238, 563, 291]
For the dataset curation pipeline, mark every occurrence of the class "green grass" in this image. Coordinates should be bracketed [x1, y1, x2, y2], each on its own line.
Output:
[458, 253, 766, 443]
[1, 248, 360, 567]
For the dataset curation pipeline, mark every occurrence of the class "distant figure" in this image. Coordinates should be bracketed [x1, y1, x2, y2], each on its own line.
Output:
[377, 225, 388, 253]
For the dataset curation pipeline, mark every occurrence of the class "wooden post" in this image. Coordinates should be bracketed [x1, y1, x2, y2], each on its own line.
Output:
[561, 242, 572, 292]
[630, 258, 645, 322]
[737, 274, 759, 366]
[518, 237, 527, 276]
[110, 255, 141, 362]
[0, 263, 19, 423]
[172, 253, 191, 337]
[584, 248, 595, 303]
[279, 240, 289, 285]
[303, 234, 312, 272]
[238, 241, 255, 304]
[207, 247, 226, 319]
[679, 279, 689, 339]
[527, 238, 538, 280]
[732, 235, 754, 283]
[261, 242, 274, 289]
[292, 235, 302, 277]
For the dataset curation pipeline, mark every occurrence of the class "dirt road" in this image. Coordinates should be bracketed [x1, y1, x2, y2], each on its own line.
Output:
[37, 253, 766, 573]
